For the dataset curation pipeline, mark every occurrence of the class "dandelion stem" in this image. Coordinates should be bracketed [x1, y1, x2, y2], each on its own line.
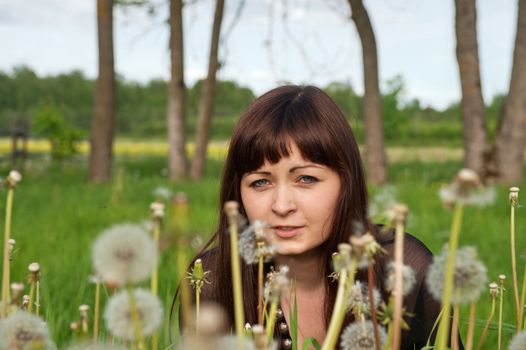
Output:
[497, 279, 505, 350]
[258, 248, 264, 325]
[151, 218, 160, 297]
[266, 298, 278, 342]
[476, 296, 496, 350]
[126, 287, 146, 350]
[367, 265, 381, 350]
[226, 207, 245, 347]
[177, 246, 191, 331]
[510, 202, 521, 330]
[392, 221, 405, 350]
[1, 188, 14, 318]
[93, 280, 100, 341]
[383, 322, 393, 350]
[465, 302, 476, 350]
[321, 260, 356, 350]
[195, 286, 200, 336]
[36, 281, 40, 317]
[520, 267, 526, 329]
[28, 280, 35, 314]
[451, 301, 459, 350]
[435, 201, 464, 350]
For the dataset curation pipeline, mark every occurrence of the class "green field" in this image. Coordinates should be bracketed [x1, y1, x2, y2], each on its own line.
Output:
[0, 154, 525, 348]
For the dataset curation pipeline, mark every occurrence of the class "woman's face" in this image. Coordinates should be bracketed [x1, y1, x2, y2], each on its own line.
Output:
[240, 142, 341, 256]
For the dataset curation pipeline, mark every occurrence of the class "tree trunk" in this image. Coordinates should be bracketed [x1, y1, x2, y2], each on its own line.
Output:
[486, 0, 526, 184]
[167, 0, 188, 180]
[89, 0, 116, 182]
[190, 0, 225, 180]
[455, 0, 487, 175]
[348, 0, 388, 185]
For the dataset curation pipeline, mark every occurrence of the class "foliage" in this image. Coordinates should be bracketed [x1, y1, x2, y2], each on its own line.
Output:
[32, 104, 84, 160]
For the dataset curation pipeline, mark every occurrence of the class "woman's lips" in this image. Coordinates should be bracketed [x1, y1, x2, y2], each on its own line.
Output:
[272, 226, 304, 238]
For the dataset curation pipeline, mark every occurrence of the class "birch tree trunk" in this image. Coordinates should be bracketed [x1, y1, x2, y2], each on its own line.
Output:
[348, 0, 388, 185]
[89, 0, 116, 182]
[455, 0, 487, 174]
[486, 0, 526, 184]
[190, 0, 225, 180]
[167, 0, 188, 180]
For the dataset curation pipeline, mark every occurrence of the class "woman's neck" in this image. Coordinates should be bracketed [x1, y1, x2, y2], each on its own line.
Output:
[274, 250, 326, 290]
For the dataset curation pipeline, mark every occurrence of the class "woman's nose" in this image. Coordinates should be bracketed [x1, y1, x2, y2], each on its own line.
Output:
[271, 185, 296, 216]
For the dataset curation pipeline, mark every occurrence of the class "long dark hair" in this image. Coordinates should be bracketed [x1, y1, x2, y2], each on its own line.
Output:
[171, 85, 386, 344]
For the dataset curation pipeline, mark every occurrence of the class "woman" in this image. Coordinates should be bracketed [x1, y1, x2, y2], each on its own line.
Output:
[180, 85, 443, 349]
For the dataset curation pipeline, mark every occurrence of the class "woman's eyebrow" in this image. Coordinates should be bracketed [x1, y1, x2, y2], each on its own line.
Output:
[289, 164, 323, 172]
[245, 170, 271, 176]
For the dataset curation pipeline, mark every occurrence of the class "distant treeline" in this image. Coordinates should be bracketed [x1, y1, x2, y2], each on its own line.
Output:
[0, 66, 505, 145]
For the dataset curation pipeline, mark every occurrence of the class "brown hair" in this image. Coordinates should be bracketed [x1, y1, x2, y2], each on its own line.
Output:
[172, 85, 385, 344]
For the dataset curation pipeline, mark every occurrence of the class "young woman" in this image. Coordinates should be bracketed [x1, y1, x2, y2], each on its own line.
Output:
[181, 85, 444, 349]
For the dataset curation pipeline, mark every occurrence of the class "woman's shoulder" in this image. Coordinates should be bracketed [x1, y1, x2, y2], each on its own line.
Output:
[373, 223, 434, 268]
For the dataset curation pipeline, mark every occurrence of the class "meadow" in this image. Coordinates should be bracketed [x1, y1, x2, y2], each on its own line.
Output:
[0, 145, 525, 348]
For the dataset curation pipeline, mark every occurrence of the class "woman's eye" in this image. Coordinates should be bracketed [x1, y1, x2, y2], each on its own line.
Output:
[250, 179, 270, 188]
[298, 175, 318, 184]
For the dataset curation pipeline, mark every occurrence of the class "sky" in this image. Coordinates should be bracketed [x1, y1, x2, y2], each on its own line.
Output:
[0, 0, 519, 109]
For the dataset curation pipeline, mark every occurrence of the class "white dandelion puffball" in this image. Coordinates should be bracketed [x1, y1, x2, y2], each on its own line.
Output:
[385, 262, 416, 296]
[347, 281, 382, 316]
[426, 245, 487, 304]
[0, 311, 55, 350]
[8, 170, 22, 184]
[509, 331, 526, 350]
[340, 320, 386, 350]
[92, 223, 157, 287]
[238, 220, 276, 264]
[104, 288, 163, 341]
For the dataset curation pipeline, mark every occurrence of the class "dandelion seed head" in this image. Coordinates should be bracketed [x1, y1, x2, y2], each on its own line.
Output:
[28, 263, 40, 273]
[104, 288, 163, 341]
[0, 311, 54, 350]
[152, 186, 172, 201]
[340, 320, 386, 350]
[92, 223, 157, 287]
[347, 281, 381, 316]
[510, 187, 520, 207]
[426, 246, 487, 304]
[350, 233, 384, 269]
[385, 262, 416, 296]
[149, 201, 165, 219]
[7, 170, 22, 187]
[509, 331, 526, 350]
[238, 221, 277, 264]
[489, 282, 499, 298]
[367, 186, 397, 219]
[438, 169, 495, 207]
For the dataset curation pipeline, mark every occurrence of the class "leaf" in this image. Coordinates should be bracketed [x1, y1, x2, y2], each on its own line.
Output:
[302, 337, 321, 350]
[290, 282, 298, 350]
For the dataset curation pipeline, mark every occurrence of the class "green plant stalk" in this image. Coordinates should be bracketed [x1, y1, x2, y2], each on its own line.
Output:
[465, 302, 476, 350]
[28, 280, 35, 314]
[367, 265, 381, 350]
[383, 322, 393, 350]
[321, 260, 356, 350]
[195, 287, 201, 336]
[476, 297, 496, 350]
[434, 202, 464, 350]
[177, 246, 191, 331]
[497, 282, 504, 350]
[451, 302, 459, 350]
[392, 221, 405, 350]
[258, 246, 264, 325]
[36, 281, 40, 316]
[228, 219, 245, 346]
[151, 219, 160, 296]
[266, 298, 278, 341]
[510, 204, 521, 330]
[126, 287, 146, 350]
[520, 267, 526, 329]
[1, 188, 14, 318]
[93, 280, 100, 341]
[151, 218, 161, 350]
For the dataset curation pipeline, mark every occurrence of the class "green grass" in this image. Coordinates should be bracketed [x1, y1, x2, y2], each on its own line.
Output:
[0, 156, 525, 348]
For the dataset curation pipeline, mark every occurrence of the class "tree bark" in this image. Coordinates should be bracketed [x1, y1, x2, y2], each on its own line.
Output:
[190, 0, 225, 180]
[89, 0, 116, 182]
[167, 0, 188, 180]
[348, 0, 388, 185]
[455, 0, 487, 174]
[486, 0, 526, 184]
